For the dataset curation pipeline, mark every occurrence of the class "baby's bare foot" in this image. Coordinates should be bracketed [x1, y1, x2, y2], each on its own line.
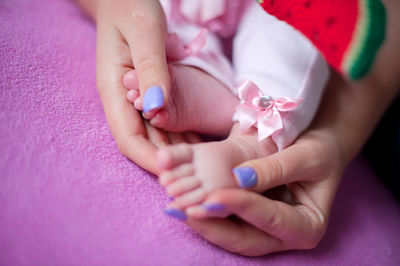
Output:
[123, 65, 239, 136]
[156, 125, 278, 209]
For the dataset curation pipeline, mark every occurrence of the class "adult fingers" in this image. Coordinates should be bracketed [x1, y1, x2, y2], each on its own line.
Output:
[119, 0, 170, 113]
[185, 216, 285, 256]
[232, 137, 335, 193]
[193, 189, 326, 251]
[97, 21, 159, 174]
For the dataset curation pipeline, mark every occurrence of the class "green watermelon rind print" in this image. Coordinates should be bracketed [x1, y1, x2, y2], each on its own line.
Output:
[342, 0, 386, 80]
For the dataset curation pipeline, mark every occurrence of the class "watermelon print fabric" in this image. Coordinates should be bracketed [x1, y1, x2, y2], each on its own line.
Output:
[257, 0, 386, 80]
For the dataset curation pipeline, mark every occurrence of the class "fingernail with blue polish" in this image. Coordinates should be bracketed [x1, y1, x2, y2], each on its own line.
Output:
[143, 86, 164, 112]
[164, 208, 187, 220]
[203, 203, 226, 212]
[233, 167, 258, 188]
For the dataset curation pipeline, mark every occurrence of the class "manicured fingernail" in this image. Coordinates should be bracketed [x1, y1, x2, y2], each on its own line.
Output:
[233, 167, 258, 188]
[203, 203, 226, 212]
[167, 196, 175, 201]
[164, 208, 187, 220]
[143, 86, 164, 112]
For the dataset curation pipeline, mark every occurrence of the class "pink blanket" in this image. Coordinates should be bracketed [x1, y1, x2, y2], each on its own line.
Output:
[1, 0, 399, 265]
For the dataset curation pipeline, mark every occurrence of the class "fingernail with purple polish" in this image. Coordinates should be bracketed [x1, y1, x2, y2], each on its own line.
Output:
[143, 86, 164, 112]
[167, 196, 175, 201]
[233, 167, 258, 188]
[203, 203, 226, 212]
[164, 208, 187, 220]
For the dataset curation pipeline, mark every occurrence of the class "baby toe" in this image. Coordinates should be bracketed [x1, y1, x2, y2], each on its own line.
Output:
[172, 187, 206, 209]
[134, 97, 143, 110]
[149, 110, 169, 128]
[127, 89, 139, 103]
[166, 176, 201, 197]
[159, 163, 195, 186]
[123, 70, 138, 90]
[156, 144, 194, 170]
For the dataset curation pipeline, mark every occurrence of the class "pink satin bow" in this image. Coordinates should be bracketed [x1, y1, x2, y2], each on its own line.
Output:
[235, 80, 302, 141]
[165, 29, 208, 62]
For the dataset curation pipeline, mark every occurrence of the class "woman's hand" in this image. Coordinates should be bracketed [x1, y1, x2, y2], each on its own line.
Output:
[184, 128, 343, 256]
[75, 0, 181, 173]
[184, 66, 400, 255]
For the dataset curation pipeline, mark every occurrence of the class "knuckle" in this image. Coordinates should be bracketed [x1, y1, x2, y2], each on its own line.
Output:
[256, 201, 283, 232]
[267, 156, 284, 181]
[299, 208, 327, 250]
[131, 9, 163, 29]
[136, 56, 159, 74]
[135, 57, 165, 85]
[253, 156, 283, 189]
[263, 211, 283, 232]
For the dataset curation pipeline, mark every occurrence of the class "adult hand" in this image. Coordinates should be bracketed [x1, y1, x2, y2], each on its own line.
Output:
[184, 64, 400, 255]
[183, 0, 400, 249]
[76, 0, 183, 173]
[185, 128, 343, 256]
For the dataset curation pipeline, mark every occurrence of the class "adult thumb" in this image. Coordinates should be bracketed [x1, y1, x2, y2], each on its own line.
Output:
[232, 143, 313, 192]
[121, 0, 170, 113]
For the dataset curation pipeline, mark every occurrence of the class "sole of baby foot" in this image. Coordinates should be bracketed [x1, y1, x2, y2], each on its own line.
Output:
[155, 65, 238, 136]
[126, 65, 239, 136]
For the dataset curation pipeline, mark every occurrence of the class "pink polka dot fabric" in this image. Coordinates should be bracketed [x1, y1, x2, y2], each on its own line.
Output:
[0, 0, 399, 265]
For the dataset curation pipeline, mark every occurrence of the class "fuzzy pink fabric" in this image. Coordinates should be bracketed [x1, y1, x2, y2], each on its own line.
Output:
[1, 0, 400, 265]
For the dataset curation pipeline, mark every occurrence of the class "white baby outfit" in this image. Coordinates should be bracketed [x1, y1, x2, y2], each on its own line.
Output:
[160, 0, 330, 150]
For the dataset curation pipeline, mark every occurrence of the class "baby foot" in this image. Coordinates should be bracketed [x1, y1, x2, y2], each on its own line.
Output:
[156, 125, 278, 209]
[123, 65, 239, 136]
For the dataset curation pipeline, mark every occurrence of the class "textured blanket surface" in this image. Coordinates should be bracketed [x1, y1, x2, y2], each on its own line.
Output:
[1, 0, 400, 265]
